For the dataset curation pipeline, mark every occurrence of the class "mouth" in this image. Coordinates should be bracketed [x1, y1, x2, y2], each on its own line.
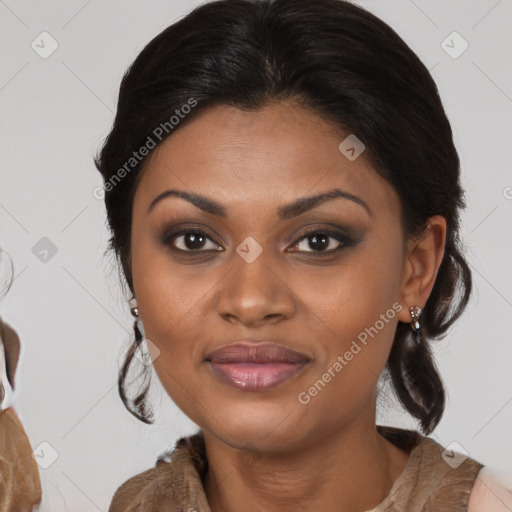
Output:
[205, 342, 311, 391]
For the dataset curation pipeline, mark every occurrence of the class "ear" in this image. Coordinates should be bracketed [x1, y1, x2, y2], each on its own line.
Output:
[396, 215, 447, 323]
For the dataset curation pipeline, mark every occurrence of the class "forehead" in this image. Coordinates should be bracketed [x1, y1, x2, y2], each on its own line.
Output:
[134, 102, 400, 220]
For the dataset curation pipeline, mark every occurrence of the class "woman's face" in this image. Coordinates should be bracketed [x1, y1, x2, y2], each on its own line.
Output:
[131, 101, 419, 450]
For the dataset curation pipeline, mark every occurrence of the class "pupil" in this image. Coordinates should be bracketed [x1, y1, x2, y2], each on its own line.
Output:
[310, 234, 328, 251]
[185, 233, 205, 250]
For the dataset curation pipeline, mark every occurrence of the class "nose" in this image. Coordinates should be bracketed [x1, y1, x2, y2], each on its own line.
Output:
[214, 248, 296, 328]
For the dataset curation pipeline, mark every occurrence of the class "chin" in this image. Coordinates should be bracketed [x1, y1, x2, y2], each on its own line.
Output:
[204, 408, 307, 450]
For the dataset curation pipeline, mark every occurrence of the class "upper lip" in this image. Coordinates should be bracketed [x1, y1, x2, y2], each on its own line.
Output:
[206, 342, 310, 364]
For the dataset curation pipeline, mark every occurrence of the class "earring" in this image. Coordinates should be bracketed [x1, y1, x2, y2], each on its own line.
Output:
[409, 305, 422, 344]
[130, 298, 139, 318]
[129, 298, 145, 341]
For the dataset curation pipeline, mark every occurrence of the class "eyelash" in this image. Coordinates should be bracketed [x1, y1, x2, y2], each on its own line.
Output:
[161, 226, 356, 256]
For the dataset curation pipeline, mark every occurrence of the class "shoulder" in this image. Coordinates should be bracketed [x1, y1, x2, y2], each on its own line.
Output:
[416, 437, 484, 498]
[108, 430, 207, 512]
[108, 467, 150, 511]
[108, 462, 181, 512]
[378, 433, 485, 510]
[468, 467, 512, 512]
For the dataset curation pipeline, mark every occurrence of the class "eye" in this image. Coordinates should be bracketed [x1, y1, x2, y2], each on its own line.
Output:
[164, 229, 222, 252]
[290, 229, 354, 254]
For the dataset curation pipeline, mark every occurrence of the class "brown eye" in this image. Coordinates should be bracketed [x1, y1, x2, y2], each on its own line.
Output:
[163, 229, 222, 252]
[291, 229, 355, 254]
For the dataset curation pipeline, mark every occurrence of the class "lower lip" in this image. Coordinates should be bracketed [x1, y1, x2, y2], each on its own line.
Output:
[208, 361, 308, 391]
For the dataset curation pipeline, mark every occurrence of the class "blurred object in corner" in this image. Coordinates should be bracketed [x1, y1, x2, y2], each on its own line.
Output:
[0, 245, 42, 511]
[0, 317, 42, 511]
[0, 246, 14, 302]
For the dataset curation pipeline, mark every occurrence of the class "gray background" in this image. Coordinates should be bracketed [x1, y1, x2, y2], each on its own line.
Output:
[0, 0, 511, 510]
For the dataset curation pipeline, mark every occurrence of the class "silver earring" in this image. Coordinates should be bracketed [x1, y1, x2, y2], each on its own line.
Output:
[409, 305, 421, 331]
[409, 305, 422, 344]
[129, 299, 145, 339]
[130, 297, 139, 318]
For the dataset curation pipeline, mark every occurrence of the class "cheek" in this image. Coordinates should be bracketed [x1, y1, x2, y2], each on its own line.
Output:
[297, 244, 403, 342]
[133, 254, 210, 419]
[133, 259, 213, 363]
[292, 267, 401, 433]
[130, 224, 207, 364]
[294, 234, 404, 387]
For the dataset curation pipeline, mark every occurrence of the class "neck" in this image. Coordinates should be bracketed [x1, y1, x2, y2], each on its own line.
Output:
[202, 407, 411, 512]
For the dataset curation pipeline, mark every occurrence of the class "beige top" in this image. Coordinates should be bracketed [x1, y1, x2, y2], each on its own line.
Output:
[108, 424, 507, 512]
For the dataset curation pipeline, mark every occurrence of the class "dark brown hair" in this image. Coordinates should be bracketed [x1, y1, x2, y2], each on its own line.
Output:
[94, 0, 471, 435]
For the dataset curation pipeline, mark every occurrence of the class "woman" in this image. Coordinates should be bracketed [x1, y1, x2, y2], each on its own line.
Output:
[94, 0, 511, 510]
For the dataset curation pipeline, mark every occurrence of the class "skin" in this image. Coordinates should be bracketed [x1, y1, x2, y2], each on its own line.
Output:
[130, 100, 446, 512]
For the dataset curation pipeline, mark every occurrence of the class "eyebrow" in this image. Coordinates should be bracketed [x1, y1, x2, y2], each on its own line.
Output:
[147, 188, 372, 219]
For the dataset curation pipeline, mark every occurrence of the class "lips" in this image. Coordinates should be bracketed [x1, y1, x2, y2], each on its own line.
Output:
[205, 342, 310, 391]
[206, 342, 309, 364]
